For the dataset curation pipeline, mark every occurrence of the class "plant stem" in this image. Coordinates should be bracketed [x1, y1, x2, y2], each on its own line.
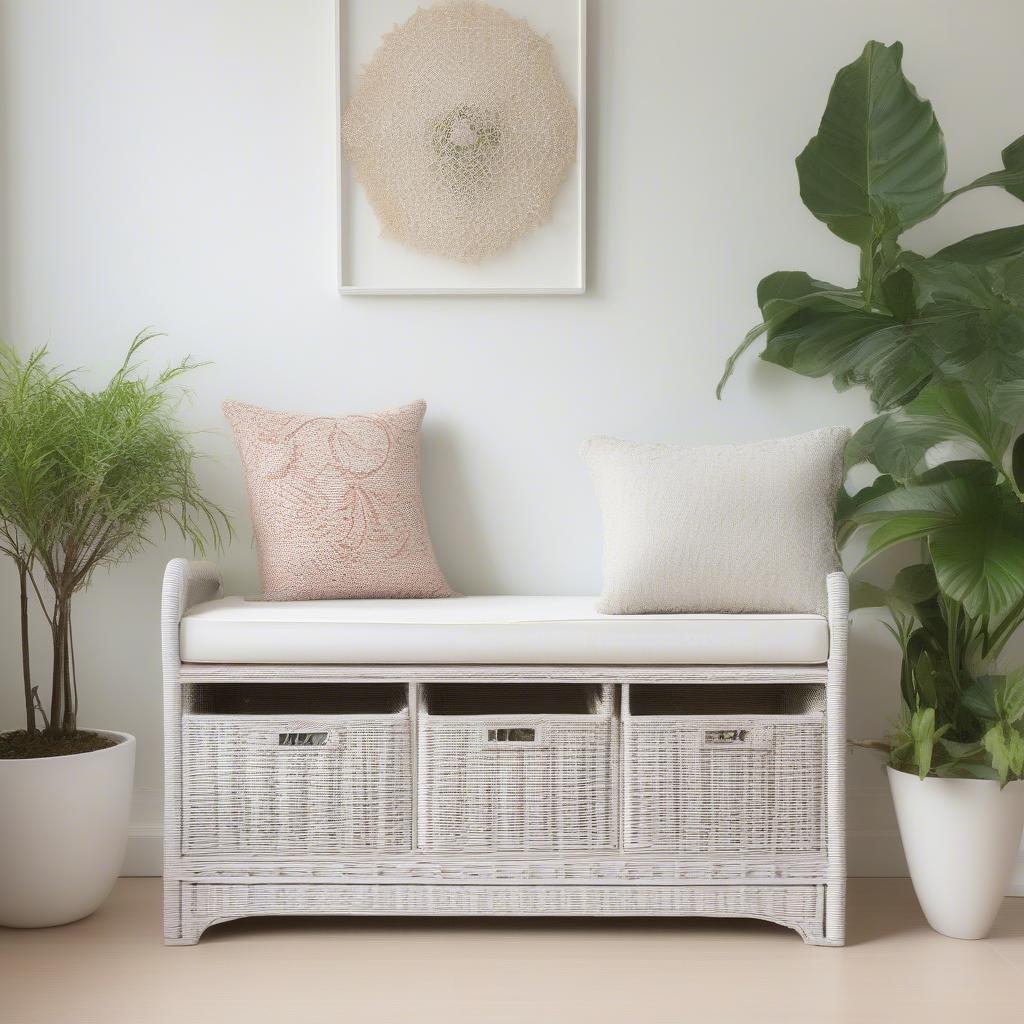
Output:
[18, 562, 35, 735]
[43, 594, 78, 737]
[859, 243, 875, 309]
[47, 600, 65, 738]
[947, 600, 961, 691]
[69, 610, 78, 729]
[61, 602, 75, 734]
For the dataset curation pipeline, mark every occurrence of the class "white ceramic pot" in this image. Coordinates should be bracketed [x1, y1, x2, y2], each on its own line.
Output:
[0, 730, 135, 928]
[888, 765, 1024, 939]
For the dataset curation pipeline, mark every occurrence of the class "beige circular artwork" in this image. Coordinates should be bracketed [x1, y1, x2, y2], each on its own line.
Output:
[342, 1, 577, 263]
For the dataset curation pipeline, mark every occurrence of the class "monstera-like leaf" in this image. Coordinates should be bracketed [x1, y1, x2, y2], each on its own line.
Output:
[852, 468, 1024, 619]
[836, 472, 897, 546]
[898, 252, 1024, 386]
[720, 270, 939, 410]
[849, 563, 939, 622]
[746, 239, 1024, 410]
[760, 305, 956, 410]
[845, 379, 1018, 482]
[796, 42, 946, 246]
[715, 272, 863, 397]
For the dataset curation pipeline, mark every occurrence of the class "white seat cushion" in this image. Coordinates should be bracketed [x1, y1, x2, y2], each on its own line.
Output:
[179, 596, 829, 665]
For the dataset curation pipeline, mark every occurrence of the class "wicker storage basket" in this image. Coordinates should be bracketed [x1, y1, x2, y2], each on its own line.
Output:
[623, 684, 825, 854]
[181, 684, 411, 856]
[418, 683, 617, 852]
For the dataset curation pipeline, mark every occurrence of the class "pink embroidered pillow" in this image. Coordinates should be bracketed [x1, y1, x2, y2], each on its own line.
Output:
[223, 399, 455, 600]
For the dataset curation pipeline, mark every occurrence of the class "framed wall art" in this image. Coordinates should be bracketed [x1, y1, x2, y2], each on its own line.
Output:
[336, 0, 586, 294]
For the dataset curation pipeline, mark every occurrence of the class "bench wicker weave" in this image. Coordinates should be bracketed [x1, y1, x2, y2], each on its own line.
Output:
[162, 560, 848, 946]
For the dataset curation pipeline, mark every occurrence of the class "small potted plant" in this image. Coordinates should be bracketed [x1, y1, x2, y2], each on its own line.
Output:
[719, 41, 1024, 938]
[0, 333, 228, 928]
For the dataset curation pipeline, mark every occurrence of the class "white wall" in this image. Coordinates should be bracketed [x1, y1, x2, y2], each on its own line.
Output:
[2, 0, 1023, 876]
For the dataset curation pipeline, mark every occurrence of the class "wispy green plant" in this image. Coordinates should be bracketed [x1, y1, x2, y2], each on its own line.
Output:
[0, 331, 230, 741]
[717, 41, 1024, 784]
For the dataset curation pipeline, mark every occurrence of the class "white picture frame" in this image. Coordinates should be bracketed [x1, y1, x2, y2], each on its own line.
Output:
[336, 0, 586, 295]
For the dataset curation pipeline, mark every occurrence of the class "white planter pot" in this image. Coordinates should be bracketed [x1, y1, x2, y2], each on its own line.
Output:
[0, 730, 135, 928]
[888, 765, 1024, 939]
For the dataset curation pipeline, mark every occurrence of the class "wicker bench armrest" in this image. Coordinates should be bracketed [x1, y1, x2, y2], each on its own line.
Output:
[162, 558, 223, 626]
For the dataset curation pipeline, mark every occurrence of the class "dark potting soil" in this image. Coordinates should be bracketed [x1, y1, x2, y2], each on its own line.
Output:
[0, 730, 118, 759]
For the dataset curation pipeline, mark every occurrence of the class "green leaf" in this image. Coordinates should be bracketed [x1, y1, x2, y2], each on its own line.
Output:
[1004, 134, 1024, 202]
[992, 380, 1024, 427]
[846, 412, 942, 482]
[716, 272, 862, 398]
[849, 564, 938, 621]
[937, 165, 1024, 212]
[853, 470, 1024, 618]
[884, 253, 1024, 392]
[1000, 669, 1024, 723]
[932, 135, 1024, 212]
[913, 459, 994, 485]
[849, 580, 888, 611]
[938, 737, 986, 759]
[755, 271, 866, 315]
[763, 308, 893, 376]
[930, 523, 1024, 620]
[982, 722, 1024, 785]
[716, 322, 767, 400]
[1013, 435, 1024, 493]
[859, 514, 943, 560]
[880, 267, 917, 320]
[913, 649, 939, 709]
[762, 309, 940, 411]
[934, 760, 1000, 781]
[899, 250, 1021, 313]
[836, 474, 897, 546]
[845, 416, 894, 472]
[846, 380, 1015, 483]
[838, 327, 945, 411]
[853, 473, 978, 529]
[906, 597, 947, 651]
[927, 483, 1024, 619]
[905, 381, 1013, 465]
[963, 677, 1001, 720]
[757, 244, 1024, 412]
[935, 224, 1024, 265]
[796, 41, 946, 246]
[892, 562, 940, 604]
[910, 706, 938, 780]
[966, 672, 1024, 725]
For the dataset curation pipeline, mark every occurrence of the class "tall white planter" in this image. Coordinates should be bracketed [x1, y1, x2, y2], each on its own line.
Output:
[888, 766, 1024, 939]
[0, 730, 135, 928]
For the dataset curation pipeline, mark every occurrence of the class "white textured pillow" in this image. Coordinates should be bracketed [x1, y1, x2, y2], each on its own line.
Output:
[582, 427, 849, 615]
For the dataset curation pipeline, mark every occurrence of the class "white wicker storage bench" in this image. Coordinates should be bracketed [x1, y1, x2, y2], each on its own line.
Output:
[162, 559, 848, 946]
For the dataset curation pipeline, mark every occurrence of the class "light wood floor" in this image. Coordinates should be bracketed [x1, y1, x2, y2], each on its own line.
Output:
[2, 878, 1023, 1023]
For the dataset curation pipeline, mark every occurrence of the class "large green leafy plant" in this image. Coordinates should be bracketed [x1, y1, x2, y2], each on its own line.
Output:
[0, 333, 229, 757]
[718, 41, 1024, 783]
